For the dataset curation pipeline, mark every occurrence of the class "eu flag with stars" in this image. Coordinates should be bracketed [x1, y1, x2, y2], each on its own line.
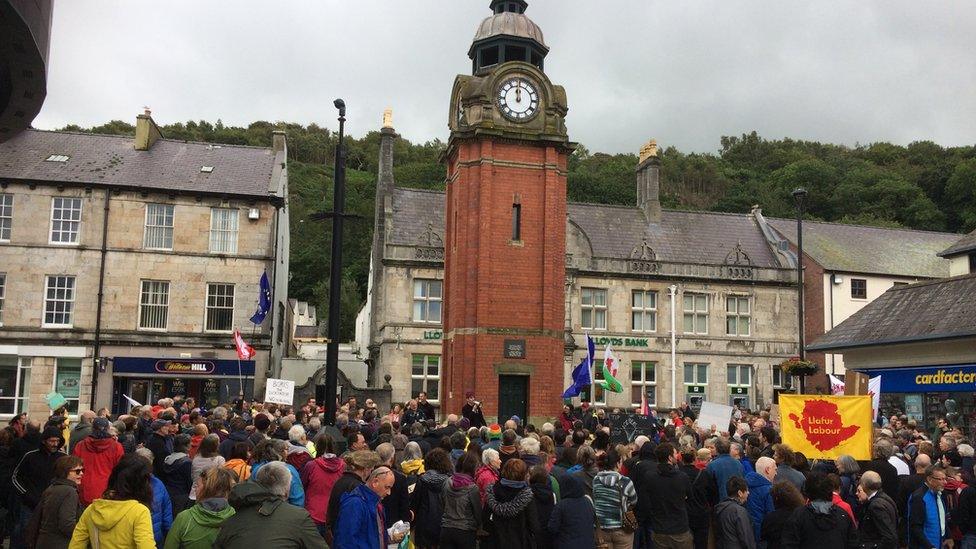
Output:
[249, 271, 272, 325]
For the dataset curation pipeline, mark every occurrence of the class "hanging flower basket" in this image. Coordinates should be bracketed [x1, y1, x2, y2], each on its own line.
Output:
[779, 358, 819, 377]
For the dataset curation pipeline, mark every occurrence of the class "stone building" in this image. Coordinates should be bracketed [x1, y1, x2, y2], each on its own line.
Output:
[0, 111, 289, 418]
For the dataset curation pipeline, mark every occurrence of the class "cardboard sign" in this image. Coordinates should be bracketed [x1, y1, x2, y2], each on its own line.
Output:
[697, 401, 734, 434]
[264, 378, 295, 406]
[608, 413, 660, 444]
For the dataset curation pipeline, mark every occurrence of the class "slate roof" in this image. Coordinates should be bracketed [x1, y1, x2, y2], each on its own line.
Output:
[293, 325, 321, 339]
[938, 230, 976, 258]
[0, 129, 278, 198]
[808, 273, 976, 351]
[767, 218, 959, 278]
[390, 187, 782, 267]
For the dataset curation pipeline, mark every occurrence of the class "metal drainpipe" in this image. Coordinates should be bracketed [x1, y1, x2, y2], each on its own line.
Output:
[90, 188, 111, 411]
[669, 284, 677, 408]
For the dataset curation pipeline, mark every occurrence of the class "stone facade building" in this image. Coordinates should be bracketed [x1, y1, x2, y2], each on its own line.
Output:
[357, 119, 804, 421]
[0, 112, 289, 418]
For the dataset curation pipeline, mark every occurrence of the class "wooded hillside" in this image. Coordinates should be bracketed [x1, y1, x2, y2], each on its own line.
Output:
[62, 120, 976, 339]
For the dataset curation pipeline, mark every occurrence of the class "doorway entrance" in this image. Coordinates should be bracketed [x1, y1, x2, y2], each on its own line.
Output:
[498, 375, 528, 422]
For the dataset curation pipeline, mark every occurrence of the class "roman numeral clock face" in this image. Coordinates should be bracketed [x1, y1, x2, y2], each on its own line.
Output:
[497, 77, 539, 121]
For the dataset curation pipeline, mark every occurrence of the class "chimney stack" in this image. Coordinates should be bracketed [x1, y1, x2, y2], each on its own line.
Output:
[134, 108, 162, 151]
[377, 109, 396, 195]
[637, 139, 662, 223]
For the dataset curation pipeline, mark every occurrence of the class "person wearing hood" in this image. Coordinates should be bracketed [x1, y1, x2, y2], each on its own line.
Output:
[640, 443, 694, 549]
[781, 472, 857, 549]
[592, 449, 638, 549]
[286, 424, 313, 471]
[72, 417, 125, 506]
[548, 472, 595, 549]
[250, 438, 304, 507]
[68, 453, 156, 549]
[412, 448, 454, 548]
[334, 465, 403, 549]
[745, 456, 777, 544]
[146, 419, 175, 479]
[223, 442, 251, 482]
[12, 425, 67, 544]
[476, 449, 502, 505]
[164, 467, 237, 549]
[326, 449, 381, 543]
[714, 476, 756, 549]
[483, 458, 540, 549]
[189, 434, 225, 502]
[213, 461, 325, 548]
[160, 434, 194, 515]
[528, 464, 556, 549]
[68, 410, 95, 454]
[24, 455, 83, 549]
[218, 417, 253, 460]
[440, 452, 483, 549]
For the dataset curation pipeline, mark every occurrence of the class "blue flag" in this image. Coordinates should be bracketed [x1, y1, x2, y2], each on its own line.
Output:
[249, 271, 272, 324]
[562, 334, 596, 398]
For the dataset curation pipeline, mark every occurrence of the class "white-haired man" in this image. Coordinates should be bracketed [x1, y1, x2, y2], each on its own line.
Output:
[214, 460, 324, 548]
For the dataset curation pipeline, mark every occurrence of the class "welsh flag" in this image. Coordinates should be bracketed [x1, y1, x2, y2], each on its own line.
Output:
[233, 329, 256, 360]
[600, 344, 623, 393]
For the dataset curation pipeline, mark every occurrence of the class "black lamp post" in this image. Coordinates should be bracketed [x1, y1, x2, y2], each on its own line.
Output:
[792, 187, 808, 393]
[323, 98, 346, 425]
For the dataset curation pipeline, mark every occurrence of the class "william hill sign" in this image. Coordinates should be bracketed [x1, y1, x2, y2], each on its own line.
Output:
[155, 360, 216, 374]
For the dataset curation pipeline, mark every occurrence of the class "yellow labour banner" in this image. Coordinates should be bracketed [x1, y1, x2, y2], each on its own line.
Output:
[779, 395, 872, 461]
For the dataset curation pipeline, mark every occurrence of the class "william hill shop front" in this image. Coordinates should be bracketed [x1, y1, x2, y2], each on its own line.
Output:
[109, 357, 255, 414]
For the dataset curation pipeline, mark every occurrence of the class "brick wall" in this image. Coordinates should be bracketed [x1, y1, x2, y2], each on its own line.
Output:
[442, 138, 567, 421]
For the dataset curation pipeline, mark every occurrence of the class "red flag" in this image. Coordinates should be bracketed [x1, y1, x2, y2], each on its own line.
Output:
[233, 329, 255, 360]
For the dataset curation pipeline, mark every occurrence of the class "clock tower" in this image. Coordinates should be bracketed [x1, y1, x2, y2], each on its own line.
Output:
[442, 0, 572, 424]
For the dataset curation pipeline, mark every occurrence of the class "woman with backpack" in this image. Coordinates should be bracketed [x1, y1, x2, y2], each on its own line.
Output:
[592, 449, 638, 549]
[412, 448, 453, 549]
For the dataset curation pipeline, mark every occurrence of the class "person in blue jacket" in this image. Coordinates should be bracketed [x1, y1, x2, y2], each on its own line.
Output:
[548, 473, 595, 549]
[135, 447, 174, 547]
[250, 438, 305, 507]
[705, 437, 745, 504]
[745, 457, 776, 544]
[908, 464, 951, 549]
[334, 466, 402, 549]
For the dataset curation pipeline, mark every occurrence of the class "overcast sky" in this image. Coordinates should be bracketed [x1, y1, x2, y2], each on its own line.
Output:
[33, 1, 976, 154]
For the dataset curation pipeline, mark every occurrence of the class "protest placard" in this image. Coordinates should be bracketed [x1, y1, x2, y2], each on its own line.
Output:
[264, 378, 295, 406]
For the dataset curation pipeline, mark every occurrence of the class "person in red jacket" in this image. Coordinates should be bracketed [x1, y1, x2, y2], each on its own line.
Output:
[300, 433, 345, 538]
[72, 417, 124, 505]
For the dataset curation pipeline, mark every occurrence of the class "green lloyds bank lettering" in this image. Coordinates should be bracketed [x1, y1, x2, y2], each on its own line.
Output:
[589, 336, 649, 348]
[423, 330, 443, 340]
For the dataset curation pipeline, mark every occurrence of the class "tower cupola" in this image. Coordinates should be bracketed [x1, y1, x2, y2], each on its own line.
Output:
[469, 0, 548, 74]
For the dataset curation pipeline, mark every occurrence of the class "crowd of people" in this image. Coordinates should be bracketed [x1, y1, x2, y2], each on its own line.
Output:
[0, 391, 974, 549]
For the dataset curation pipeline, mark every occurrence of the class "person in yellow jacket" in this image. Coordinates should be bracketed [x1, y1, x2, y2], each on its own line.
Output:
[69, 453, 156, 549]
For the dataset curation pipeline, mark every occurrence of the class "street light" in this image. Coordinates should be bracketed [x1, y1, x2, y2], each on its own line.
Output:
[792, 187, 808, 393]
[323, 98, 347, 425]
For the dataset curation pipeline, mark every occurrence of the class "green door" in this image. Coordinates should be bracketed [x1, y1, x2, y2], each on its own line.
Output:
[498, 375, 528, 422]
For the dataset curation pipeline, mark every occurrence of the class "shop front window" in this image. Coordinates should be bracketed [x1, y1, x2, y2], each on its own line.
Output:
[54, 358, 82, 414]
[0, 356, 31, 415]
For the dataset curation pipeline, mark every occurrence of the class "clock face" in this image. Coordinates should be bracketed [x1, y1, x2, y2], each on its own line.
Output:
[497, 77, 539, 121]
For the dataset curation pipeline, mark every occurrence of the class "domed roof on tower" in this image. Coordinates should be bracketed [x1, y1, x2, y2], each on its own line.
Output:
[469, 0, 549, 75]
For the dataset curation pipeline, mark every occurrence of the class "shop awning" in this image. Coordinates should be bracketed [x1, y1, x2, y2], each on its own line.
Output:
[112, 357, 255, 377]
[854, 363, 976, 393]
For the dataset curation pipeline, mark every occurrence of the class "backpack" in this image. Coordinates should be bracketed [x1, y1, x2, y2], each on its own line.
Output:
[414, 477, 445, 542]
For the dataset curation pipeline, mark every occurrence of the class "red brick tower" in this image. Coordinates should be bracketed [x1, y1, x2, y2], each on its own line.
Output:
[442, 0, 573, 424]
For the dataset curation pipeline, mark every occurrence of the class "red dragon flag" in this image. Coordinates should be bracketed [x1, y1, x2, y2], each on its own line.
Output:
[233, 329, 256, 360]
